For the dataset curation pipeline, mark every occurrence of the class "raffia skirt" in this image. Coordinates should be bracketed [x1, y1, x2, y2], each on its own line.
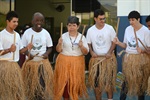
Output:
[22, 58, 53, 100]
[88, 53, 117, 92]
[122, 53, 150, 96]
[53, 54, 88, 100]
[146, 55, 150, 95]
[0, 61, 25, 100]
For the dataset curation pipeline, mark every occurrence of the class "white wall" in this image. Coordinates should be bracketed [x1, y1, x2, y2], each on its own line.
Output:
[117, 0, 150, 16]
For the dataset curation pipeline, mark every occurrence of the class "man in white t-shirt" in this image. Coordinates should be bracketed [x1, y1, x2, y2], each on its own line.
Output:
[21, 12, 53, 100]
[0, 11, 27, 100]
[113, 10, 150, 100]
[86, 9, 117, 100]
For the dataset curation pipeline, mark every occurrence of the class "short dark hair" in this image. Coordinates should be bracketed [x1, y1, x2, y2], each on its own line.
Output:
[67, 16, 80, 25]
[6, 11, 18, 21]
[94, 9, 105, 18]
[146, 15, 150, 22]
[128, 10, 140, 20]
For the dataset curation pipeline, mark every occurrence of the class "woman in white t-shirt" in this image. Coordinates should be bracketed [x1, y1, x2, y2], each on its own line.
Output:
[145, 15, 150, 96]
[113, 11, 150, 99]
[53, 16, 89, 100]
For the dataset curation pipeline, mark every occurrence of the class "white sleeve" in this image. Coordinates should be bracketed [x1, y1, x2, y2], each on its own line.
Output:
[82, 35, 89, 52]
[123, 28, 127, 43]
[0, 32, 3, 50]
[86, 29, 91, 44]
[21, 31, 28, 47]
[0, 42, 3, 50]
[145, 30, 150, 47]
[46, 31, 53, 47]
[110, 26, 116, 41]
[19, 38, 24, 50]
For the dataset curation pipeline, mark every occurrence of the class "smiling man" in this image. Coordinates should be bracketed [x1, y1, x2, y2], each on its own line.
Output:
[0, 11, 25, 100]
[21, 12, 54, 100]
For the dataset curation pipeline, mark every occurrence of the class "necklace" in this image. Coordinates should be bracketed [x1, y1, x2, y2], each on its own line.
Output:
[69, 34, 78, 50]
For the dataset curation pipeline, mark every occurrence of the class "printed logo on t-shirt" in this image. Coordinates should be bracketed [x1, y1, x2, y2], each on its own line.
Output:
[32, 36, 42, 50]
[95, 34, 106, 48]
[128, 36, 136, 49]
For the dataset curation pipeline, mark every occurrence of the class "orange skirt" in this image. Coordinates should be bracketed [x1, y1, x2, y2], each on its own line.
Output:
[53, 54, 88, 100]
[0, 61, 25, 100]
[88, 53, 117, 92]
[123, 53, 150, 96]
[22, 58, 54, 100]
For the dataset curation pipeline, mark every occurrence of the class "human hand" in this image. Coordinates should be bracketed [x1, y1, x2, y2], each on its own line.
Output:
[9, 44, 16, 52]
[27, 43, 33, 50]
[78, 40, 83, 48]
[91, 52, 98, 58]
[42, 53, 48, 59]
[58, 37, 63, 45]
[136, 47, 142, 54]
[145, 48, 150, 54]
[105, 53, 112, 59]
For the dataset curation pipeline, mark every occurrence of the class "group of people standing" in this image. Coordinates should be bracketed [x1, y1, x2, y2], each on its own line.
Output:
[0, 8, 150, 100]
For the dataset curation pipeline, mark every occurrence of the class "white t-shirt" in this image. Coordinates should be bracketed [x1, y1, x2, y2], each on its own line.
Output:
[0, 42, 2, 50]
[123, 25, 150, 54]
[0, 29, 23, 62]
[21, 28, 53, 56]
[86, 24, 116, 55]
[61, 32, 89, 56]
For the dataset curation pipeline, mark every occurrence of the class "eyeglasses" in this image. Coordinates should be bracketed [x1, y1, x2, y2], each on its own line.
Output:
[99, 18, 106, 21]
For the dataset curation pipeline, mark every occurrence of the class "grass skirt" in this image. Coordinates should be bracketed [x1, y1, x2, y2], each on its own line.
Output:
[88, 54, 117, 92]
[53, 54, 88, 100]
[0, 61, 25, 100]
[123, 53, 150, 96]
[22, 58, 53, 100]
[145, 55, 150, 95]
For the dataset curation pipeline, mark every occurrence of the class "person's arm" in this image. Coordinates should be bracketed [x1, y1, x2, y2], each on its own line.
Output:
[20, 43, 33, 54]
[78, 40, 88, 55]
[56, 37, 63, 53]
[88, 44, 98, 58]
[113, 37, 127, 48]
[105, 41, 116, 58]
[1, 44, 16, 55]
[42, 47, 52, 59]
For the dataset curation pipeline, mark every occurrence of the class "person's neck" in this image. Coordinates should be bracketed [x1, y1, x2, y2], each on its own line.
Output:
[69, 32, 78, 37]
[6, 27, 14, 34]
[134, 23, 142, 31]
[95, 24, 104, 30]
[32, 27, 42, 32]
